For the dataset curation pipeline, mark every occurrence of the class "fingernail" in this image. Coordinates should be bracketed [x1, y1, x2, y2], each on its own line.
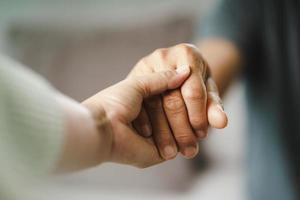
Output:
[142, 125, 152, 137]
[176, 65, 190, 74]
[183, 145, 198, 159]
[163, 146, 177, 160]
[196, 130, 207, 138]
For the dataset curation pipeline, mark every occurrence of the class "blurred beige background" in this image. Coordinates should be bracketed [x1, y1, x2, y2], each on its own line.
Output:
[0, 0, 246, 199]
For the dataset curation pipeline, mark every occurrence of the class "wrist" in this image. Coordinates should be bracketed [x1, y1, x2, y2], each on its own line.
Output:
[55, 93, 114, 173]
[81, 99, 114, 163]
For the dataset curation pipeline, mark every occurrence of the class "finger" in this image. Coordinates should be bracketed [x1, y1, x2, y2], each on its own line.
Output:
[132, 66, 191, 99]
[206, 77, 228, 128]
[111, 123, 163, 168]
[132, 106, 152, 137]
[145, 96, 178, 160]
[163, 89, 199, 158]
[181, 68, 208, 138]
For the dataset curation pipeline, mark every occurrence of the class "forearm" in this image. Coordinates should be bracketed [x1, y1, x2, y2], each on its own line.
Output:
[54, 94, 112, 173]
[197, 38, 242, 96]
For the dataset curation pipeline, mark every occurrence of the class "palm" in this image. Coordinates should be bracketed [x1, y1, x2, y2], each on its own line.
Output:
[98, 81, 163, 168]
[83, 68, 190, 168]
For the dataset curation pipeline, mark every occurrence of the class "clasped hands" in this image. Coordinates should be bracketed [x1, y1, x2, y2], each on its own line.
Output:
[83, 44, 227, 168]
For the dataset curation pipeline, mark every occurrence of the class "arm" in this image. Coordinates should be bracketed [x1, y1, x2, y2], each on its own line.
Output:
[55, 41, 242, 172]
[197, 38, 242, 96]
[0, 54, 190, 178]
[53, 94, 112, 173]
[55, 67, 191, 172]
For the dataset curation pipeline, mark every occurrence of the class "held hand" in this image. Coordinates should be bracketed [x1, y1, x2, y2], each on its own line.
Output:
[129, 43, 228, 160]
[82, 67, 190, 168]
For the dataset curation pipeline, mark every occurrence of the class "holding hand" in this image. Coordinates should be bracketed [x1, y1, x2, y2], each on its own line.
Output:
[129, 43, 228, 160]
[57, 44, 228, 172]
[82, 67, 190, 168]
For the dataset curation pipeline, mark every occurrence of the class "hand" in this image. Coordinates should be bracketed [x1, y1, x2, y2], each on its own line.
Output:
[82, 67, 190, 168]
[129, 43, 228, 160]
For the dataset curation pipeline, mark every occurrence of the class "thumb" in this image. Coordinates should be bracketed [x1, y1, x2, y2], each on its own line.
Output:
[131, 65, 190, 98]
[206, 77, 228, 129]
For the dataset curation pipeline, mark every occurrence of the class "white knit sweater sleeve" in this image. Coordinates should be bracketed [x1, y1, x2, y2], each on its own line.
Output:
[0, 54, 64, 200]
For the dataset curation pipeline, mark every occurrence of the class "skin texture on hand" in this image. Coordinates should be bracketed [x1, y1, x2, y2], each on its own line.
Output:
[55, 39, 240, 173]
[55, 94, 111, 173]
[82, 67, 191, 168]
[129, 43, 228, 160]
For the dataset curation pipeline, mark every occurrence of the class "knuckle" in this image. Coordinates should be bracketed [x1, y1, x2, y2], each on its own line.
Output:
[130, 58, 153, 77]
[174, 44, 206, 71]
[182, 87, 207, 102]
[137, 57, 147, 67]
[152, 48, 168, 60]
[177, 44, 193, 54]
[175, 134, 196, 146]
[161, 70, 175, 79]
[175, 43, 198, 54]
[135, 78, 152, 97]
[190, 116, 207, 129]
[163, 92, 185, 112]
[134, 57, 149, 72]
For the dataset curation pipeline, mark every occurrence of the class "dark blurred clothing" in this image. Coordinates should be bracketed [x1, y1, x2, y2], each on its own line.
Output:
[200, 0, 300, 199]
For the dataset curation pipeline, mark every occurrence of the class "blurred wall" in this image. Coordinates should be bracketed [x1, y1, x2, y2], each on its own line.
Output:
[6, 2, 196, 101]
